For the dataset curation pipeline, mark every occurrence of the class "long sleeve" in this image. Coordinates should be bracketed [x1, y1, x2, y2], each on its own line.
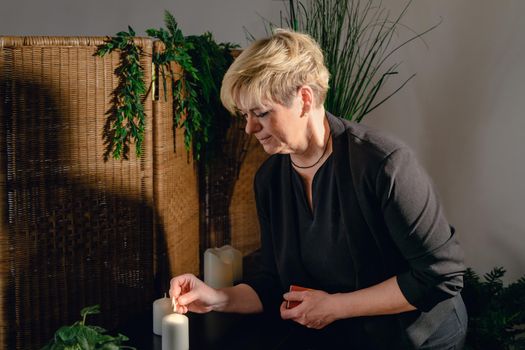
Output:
[375, 147, 465, 312]
[242, 174, 284, 315]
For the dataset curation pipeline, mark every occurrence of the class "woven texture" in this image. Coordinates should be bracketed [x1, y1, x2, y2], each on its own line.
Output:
[0, 37, 259, 350]
[0, 36, 155, 350]
[152, 41, 200, 290]
[198, 114, 252, 250]
[220, 47, 268, 253]
[230, 139, 268, 255]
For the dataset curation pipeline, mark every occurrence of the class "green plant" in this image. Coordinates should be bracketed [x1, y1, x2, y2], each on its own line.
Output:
[462, 267, 525, 350]
[146, 12, 204, 157]
[259, 0, 439, 122]
[41, 305, 135, 350]
[97, 11, 238, 161]
[147, 11, 238, 161]
[96, 27, 146, 160]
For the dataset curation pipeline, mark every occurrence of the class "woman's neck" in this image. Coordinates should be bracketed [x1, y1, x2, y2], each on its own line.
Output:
[290, 109, 331, 169]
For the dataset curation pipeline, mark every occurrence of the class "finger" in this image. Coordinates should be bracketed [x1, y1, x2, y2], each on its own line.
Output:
[280, 301, 299, 320]
[174, 304, 184, 314]
[177, 290, 200, 306]
[176, 304, 188, 314]
[315, 322, 324, 329]
[310, 320, 323, 329]
[283, 291, 305, 301]
[169, 277, 184, 299]
[170, 273, 196, 299]
[279, 301, 288, 317]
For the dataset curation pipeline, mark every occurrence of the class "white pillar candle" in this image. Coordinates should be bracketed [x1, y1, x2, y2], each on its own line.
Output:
[204, 247, 233, 288]
[220, 245, 243, 283]
[153, 295, 173, 335]
[162, 313, 189, 350]
[204, 245, 243, 288]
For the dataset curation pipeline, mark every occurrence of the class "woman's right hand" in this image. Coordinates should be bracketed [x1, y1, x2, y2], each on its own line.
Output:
[169, 273, 223, 314]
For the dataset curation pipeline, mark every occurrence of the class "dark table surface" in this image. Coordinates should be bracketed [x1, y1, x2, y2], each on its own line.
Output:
[119, 309, 292, 350]
[118, 253, 320, 349]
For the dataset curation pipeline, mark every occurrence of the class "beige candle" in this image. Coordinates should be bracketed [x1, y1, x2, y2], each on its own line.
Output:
[153, 295, 173, 335]
[220, 245, 243, 283]
[162, 313, 189, 350]
[204, 245, 243, 288]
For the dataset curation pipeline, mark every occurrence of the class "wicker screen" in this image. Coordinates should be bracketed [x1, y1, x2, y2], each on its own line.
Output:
[0, 36, 155, 350]
[152, 41, 200, 290]
[201, 48, 268, 257]
[0, 36, 259, 350]
[230, 140, 268, 255]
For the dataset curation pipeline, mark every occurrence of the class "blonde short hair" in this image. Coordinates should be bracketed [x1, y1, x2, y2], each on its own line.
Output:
[220, 29, 330, 114]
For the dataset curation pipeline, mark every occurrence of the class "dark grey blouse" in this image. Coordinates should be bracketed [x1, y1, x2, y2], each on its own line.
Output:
[245, 113, 465, 349]
[291, 155, 356, 293]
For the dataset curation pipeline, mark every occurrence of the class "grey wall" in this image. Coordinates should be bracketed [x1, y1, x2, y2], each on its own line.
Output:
[0, 0, 282, 45]
[365, 0, 525, 283]
[2, 0, 524, 282]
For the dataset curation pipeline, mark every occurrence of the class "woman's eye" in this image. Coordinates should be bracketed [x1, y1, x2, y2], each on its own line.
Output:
[255, 111, 270, 118]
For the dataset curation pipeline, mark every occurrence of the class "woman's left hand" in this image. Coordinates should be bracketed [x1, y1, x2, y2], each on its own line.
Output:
[280, 289, 339, 329]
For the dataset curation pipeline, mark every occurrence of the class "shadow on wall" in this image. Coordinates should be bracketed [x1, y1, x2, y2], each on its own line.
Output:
[0, 76, 158, 349]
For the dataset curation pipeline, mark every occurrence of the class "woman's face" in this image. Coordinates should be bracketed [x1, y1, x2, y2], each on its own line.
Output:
[237, 92, 308, 155]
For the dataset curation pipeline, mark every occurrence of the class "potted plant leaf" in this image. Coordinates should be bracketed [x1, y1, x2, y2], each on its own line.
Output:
[462, 267, 525, 350]
[41, 305, 135, 350]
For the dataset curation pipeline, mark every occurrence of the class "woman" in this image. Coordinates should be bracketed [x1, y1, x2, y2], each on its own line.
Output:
[169, 29, 467, 349]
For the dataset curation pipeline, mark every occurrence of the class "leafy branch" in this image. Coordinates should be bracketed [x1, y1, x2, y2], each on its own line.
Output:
[96, 27, 146, 160]
[148, 11, 238, 161]
[184, 33, 239, 162]
[42, 305, 135, 350]
[96, 11, 238, 161]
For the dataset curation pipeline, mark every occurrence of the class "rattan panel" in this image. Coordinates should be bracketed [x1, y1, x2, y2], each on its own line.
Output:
[230, 139, 268, 255]
[152, 41, 200, 290]
[0, 36, 154, 350]
[0, 37, 261, 350]
[205, 48, 266, 256]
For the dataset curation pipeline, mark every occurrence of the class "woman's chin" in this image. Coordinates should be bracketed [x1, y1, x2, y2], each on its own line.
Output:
[259, 142, 281, 155]
[260, 143, 275, 154]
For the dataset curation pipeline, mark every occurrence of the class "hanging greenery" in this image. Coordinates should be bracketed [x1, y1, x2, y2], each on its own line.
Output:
[147, 12, 238, 162]
[96, 27, 146, 160]
[184, 33, 238, 162]
[96, 11, 238, 161]
[146, 12, 204, 158]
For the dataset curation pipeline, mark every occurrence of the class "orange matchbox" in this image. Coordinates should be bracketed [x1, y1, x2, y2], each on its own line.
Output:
[286, 285, 312, 309]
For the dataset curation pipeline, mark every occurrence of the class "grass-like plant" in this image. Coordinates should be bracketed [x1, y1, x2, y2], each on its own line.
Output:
[261, 0, 440, 122]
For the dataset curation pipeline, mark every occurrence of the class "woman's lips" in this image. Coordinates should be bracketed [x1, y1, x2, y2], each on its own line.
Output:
[258, 135, 272, 144]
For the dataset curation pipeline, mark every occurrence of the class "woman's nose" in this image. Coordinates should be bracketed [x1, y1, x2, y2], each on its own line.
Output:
[244, 115, 261, 135]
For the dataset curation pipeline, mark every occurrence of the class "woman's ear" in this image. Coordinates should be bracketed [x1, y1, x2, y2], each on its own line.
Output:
[298, 85, 314, 115]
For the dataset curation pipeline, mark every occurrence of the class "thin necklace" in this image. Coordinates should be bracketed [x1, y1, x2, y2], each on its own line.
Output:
[290, 132, 332, 169]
